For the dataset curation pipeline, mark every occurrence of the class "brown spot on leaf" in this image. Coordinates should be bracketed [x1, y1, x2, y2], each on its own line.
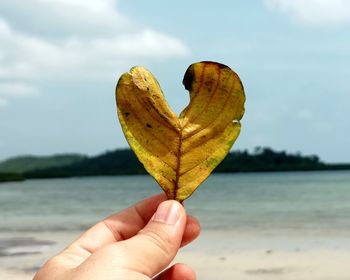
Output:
[183, 66, 194, 91]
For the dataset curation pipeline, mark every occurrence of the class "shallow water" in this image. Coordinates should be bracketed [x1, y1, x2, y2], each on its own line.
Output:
[1, 171, 350, 236]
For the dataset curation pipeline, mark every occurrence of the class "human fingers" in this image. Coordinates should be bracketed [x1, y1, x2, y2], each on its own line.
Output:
[70, 193, 167, 254]
[81, 200, 187, 278]
[68, 194, 200, 256]
[181, 215, 200, 247]
[154, 263, 196, 280]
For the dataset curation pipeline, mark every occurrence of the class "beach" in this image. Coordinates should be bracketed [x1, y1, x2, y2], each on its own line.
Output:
[1, 172, 350, 279]
[1, 230, 350, 279]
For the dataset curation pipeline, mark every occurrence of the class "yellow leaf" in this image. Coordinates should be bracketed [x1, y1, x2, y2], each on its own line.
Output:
[116, 61, 245, 202]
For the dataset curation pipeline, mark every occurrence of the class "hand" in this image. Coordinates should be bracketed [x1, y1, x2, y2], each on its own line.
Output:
[34, 193, 201, 280]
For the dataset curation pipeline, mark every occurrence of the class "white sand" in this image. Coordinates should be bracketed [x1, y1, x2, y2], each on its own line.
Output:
[1, 230, 350, 279]
[2, 250, 350, 280]
[177, 250, 350, 280]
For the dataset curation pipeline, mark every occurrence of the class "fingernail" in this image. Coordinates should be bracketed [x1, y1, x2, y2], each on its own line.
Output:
[153, 201, 181, 225]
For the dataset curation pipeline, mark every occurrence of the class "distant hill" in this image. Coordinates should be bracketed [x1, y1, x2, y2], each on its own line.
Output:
[24, 149, 144, 178]
[23, 147, 350, 180]
[1, 147, 349, 183]
[0, 154, 87, 173]
[0, 172, 24, 182]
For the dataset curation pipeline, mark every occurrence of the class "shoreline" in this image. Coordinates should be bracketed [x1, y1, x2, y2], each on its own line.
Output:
[1, 229, 350, 280]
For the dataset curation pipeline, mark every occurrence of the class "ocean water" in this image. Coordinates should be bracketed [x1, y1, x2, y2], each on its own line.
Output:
[1, 171, 350, 236]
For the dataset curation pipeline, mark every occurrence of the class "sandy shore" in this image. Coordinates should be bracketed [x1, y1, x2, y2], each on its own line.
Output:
[177, 250, 350, 280]
[1, 230, 350, 279]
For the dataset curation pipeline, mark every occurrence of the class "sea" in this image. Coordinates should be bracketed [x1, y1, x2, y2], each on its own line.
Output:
[1, 170, 350, 278]
[1, 170, 350, 236]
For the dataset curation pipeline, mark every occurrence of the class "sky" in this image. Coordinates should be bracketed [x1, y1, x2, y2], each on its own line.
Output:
[0, 0, 349, 162]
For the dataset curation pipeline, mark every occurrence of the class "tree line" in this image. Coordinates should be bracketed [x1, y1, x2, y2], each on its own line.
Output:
[1, 147, 349, 182]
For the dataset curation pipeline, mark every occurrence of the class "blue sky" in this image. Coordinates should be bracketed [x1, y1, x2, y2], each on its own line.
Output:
[0, 0, 349, 162]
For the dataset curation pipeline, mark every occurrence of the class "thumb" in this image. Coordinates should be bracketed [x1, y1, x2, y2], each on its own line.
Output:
[115, 200, 187, 278]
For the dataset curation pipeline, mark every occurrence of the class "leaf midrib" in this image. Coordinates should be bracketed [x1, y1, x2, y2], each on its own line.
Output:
[173, 129, 183, 200]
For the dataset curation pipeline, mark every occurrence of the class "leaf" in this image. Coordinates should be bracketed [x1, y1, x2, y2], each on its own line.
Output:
[116, 61, 245, 202]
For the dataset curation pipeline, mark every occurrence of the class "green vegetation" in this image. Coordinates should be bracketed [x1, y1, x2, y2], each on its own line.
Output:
[22, 147, 350, 179]
[24, 149, 145, 178]
[0, 172, 24, 182]
[0, 154, 87, 173]
[216, 147, 326, 172]
[0, 147, 349, 183]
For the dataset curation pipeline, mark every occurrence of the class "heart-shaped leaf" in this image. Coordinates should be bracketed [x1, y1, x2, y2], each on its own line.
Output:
[116, 61, 245, 202]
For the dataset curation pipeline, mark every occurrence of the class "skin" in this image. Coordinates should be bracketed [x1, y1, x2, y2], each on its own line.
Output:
[34, 193, 201, 280]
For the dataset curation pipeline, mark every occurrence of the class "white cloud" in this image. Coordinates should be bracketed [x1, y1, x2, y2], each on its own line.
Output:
[0, 0, 190, 105]
[265, 0, 350, 26]
[0, 0, 130, 37]
[0, 20, 189, 80]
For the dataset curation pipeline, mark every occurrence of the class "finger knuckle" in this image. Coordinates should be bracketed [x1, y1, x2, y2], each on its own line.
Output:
[141, 228, 173, 257]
